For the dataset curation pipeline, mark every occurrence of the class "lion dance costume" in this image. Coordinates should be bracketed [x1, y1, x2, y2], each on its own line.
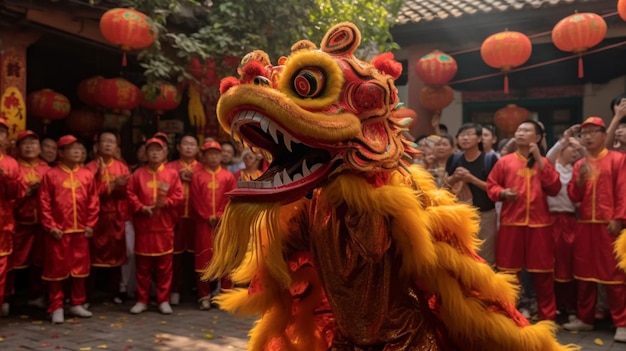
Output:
[205, 23, 582, 351]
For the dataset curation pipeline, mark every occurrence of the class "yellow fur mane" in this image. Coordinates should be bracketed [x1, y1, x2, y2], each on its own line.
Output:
[205, 165, 580, 351]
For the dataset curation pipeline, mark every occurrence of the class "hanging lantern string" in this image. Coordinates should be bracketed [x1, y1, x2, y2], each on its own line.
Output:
[447, 11, 618, 56]
[449, 39, 626, 85]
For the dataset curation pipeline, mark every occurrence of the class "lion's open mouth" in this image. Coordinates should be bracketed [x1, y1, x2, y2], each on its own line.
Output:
[228, 109, 336, 202]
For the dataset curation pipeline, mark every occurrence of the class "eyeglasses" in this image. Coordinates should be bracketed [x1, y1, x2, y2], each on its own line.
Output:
[579, 129, 604, 136]
[457, 132, 477, 138]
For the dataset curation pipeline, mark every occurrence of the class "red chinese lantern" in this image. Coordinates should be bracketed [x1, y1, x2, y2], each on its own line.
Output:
[140, 82, 181, 115]
[95, 78, 141, 112]
[552, 12, 606, 78]
[77, 76, 104, 107]
[415, 50, 458, 86]
[419, 85, 454, 113]
[26, 89, 71, 124]
[480, 31, 532, 94]
[619, 0, 626, 21]
[65, 108, 105, 138]
[494, 104, 530, 135]
[99, 8, 158, 66]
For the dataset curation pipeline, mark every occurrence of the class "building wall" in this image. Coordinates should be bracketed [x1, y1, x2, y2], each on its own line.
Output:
[582, 76, 626, 124]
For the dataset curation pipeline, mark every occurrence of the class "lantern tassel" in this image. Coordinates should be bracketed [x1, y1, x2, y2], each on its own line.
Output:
[122, 52, 128, 67]
[503, 74, 509, 94]
[578, 55, 584, 79]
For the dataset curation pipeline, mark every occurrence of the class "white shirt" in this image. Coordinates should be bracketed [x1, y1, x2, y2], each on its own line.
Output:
[547, 161, 576, 213]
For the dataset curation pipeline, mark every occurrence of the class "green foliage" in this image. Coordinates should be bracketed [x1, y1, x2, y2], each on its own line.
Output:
[120, 0, 405, 83]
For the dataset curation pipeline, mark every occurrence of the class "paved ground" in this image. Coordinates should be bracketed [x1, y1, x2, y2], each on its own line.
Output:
[0, 300, 623, 350]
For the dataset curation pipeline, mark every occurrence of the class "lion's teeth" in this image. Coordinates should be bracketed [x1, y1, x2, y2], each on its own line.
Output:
[310, 163, 322, 173]
[302, 160, 311, 176]
[283, 133, 293, 152]
[282, 169, 292, 184]
[273, 172, 282, 186]
[268, 124, 279, 144]
[260, 117, 269, 133]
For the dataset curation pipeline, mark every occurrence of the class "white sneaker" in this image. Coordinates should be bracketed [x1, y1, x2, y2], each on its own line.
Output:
[563, 319, 594, 331]
[568, 314, 577, 322]
[1, 302, 9, 317]
[169, 292, 180, 305]
[158, 302, 172, 315]
[199, 299, 211, 310]
[51, 308, 64, 324]
[27, 296, 47, 309]
[615, 327, 626, 343]
[129, 302, 147, 314]
[69, 305, 92, 318]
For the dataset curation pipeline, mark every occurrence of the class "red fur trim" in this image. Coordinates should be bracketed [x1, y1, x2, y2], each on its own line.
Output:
[241, 61, 267, 83]
[371, 52, 402, 79]
[219, 76, 240, 95]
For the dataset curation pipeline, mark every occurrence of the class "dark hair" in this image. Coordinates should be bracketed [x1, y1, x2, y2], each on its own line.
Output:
[619, 116, 626, 125]
[96, 129, 119, 143]
[176, 133, 198, 145]
[40, 135, 57, 142]
[610, 94, 626, 113]
[456, 123, 484, 151]
[415, 134, 428, 143]
[518, 119, 545, 167]
[482, 124, 496, 137]
[439, 123, 449, 133]
[437, 134, 454, 147]
[456, 123, 482, 137]
[219, 140, 240, 157]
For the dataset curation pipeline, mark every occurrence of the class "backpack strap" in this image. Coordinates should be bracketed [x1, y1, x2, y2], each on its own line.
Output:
[483, 152, 497, 175]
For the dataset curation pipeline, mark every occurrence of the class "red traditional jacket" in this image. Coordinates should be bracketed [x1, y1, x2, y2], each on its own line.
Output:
[190, 166, 237, 221]
[0, 153, 24, 255]
[568, 149, 626, 223]
[85, 158, 130, 219]
[127, 164, 183, 255]
[39, 164, 100, 233]
[166, 159, 203, 219]
[487, 152, 561, 227]
[14, 158, 50, 225]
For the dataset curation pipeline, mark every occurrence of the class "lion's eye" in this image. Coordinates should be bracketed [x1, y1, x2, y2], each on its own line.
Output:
[292, 68, 325, 98]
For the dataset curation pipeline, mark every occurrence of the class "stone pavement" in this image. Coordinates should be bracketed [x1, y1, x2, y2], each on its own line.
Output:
[0, 301, 254, 351]
[0, 301, 624, 350]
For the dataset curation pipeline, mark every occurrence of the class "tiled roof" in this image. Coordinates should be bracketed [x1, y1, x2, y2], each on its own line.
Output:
[396, 0, 585, 24]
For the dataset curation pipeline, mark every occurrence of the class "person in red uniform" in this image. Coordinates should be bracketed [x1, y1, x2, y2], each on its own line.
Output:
[190, 141, 236, 310]
[563, 117, 626, 343]
[39, 135, 99, 324]
[5, 131, 50, 313]
[486, 120, 561, 321]
[127, 138, 183, 315]
[0, 118, 24, 318]
[84, 130, 130, 302]
[166, 134, 201, 305]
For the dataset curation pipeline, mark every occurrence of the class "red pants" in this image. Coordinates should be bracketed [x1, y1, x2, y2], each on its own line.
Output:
[11, 223, 45, 269]
[47, 278, 86, 314]
[0, 256, 7, 312]
[174, 218, 195, 253]
[91, 212, 127, 267]
[531, 272, 557, 321]
[42, 232, 90, 280]
[135, 254, 172, 304]
[551, 213, 576, 282]
[576, 280, 626, 327]
[496, 226, 554, 271]
[196, 275, 232, 300]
